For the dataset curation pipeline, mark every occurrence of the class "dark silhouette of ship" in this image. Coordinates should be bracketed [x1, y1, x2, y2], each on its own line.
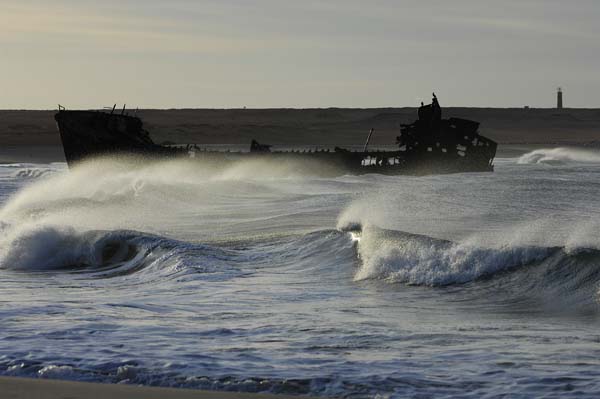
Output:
[54, 94, 497, 175]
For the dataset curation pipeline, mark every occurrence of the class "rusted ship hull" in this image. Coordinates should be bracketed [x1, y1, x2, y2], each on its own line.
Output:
[55, 110, 180, 165]
[54, 97, 497, 176]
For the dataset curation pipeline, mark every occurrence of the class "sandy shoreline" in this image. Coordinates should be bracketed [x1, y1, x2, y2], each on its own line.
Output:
[0, 376, 309, 399]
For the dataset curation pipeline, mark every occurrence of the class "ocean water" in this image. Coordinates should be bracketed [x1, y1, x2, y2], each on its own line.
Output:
[1, 148, 600, 398]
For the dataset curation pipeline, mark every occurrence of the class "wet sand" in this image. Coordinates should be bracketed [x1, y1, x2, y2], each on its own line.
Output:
[0, 376, 306, 399]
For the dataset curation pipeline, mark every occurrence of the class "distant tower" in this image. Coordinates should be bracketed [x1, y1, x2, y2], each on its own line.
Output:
[557, 87, 563, 109]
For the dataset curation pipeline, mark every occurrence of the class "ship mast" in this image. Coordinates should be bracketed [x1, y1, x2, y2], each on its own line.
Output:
[363, 128, 374, 152]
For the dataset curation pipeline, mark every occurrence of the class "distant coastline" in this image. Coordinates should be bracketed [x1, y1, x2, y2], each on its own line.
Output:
[1, 108, 599, 163]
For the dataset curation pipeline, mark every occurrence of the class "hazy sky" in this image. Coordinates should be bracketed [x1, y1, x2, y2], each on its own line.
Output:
[2, 0, 599, 108]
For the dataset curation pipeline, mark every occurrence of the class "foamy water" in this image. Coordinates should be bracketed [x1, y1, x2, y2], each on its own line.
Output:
[517, 147, 600, 165]
[2, 149, 600, 398]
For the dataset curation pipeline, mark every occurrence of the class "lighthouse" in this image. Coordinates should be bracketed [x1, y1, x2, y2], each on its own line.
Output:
[557, 87, 563, 109]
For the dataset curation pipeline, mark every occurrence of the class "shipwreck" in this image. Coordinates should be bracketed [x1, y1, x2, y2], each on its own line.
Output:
[54, 94, 497, 175]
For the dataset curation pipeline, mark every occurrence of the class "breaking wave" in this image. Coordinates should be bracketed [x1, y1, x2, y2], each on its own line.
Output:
[0, 224, 243, 282]
[518, 147, 600, 165]
[349, 225, 553, 285]
[0, 358, 419, 397]
[341, 224, 600, 296]
[0, 225, 161, 273]
[10, 214, 575, 289]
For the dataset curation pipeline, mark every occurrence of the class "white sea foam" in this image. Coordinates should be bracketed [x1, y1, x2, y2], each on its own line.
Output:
[353, 226, 554, 285]
[0, 156, 327, 222]
[0, 224, 84, 270]
[518, 147, 600, 165]
[38, 365, 79, 379]
[13, 168, 56, 179]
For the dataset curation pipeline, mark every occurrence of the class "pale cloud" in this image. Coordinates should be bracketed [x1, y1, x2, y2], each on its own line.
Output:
[433, 14, 598, 42]
[0, 2, 287, 54]
[1, 0, 599, 108]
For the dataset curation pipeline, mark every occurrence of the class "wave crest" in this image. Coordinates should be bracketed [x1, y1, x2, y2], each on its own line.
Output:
[353, 226, 556, 286]
[517, 148, 600, 165]
[0, 222, 246, 285]
[0, 225, 144, 272]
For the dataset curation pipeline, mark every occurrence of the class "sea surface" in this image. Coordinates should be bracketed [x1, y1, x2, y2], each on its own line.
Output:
[2, 147, 600, 398]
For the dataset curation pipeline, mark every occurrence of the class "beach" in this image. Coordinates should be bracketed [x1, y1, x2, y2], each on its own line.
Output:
[0, 376, 303, 399]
